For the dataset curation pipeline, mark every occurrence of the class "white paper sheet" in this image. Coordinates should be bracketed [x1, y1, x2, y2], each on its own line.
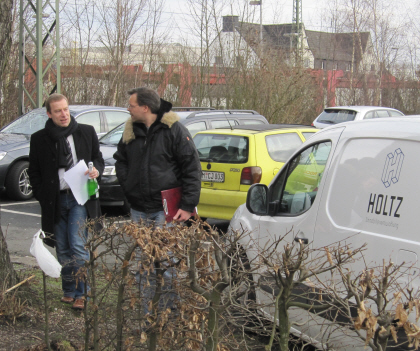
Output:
[63, 160, 89, 205]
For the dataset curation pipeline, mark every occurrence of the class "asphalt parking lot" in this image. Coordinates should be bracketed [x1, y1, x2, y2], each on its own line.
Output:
[0, 190, 43, 260]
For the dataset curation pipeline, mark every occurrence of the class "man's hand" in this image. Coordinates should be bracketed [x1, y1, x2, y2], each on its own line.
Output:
[173, 209, 192, 222]
[85, 167, 99, 179]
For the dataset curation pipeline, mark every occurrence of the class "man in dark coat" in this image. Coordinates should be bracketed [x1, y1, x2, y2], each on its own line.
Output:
[114, 87, 201, 226]
[28, 93, 104, 310]
[113, 87, 201, 312]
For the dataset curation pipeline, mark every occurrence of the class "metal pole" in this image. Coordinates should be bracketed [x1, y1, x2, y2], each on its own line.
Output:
[18, 0, 24, 115]
[259, 0, 263, 58]
[250, 1, 263, 56]
[260, 0, 263, 43]
[55, 0, 61, 94]
[18, 0, 60, 111]
[36, 0, 43, 107]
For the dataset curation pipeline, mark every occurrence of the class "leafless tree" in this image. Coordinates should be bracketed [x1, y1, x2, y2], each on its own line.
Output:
[0, 226, 18, 290]
[0, 0, 18, 287]
[60, 0, 105, 104]
[0, 0, 14, 82]
[96, 0, 151, 106]
[232, 228, 366, 351]
[0, 0, 18, 128]
[319, 256, 420, 351]
[323, 0, 406, 108]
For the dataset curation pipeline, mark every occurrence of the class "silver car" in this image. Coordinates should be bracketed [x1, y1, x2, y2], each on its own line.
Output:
[312, 106, 404, 129]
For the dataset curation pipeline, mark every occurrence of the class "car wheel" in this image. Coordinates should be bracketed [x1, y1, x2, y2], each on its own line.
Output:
[5, 161, 33, 200]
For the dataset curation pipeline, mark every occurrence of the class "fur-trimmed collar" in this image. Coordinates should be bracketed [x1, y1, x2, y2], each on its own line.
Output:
[122, 111, 180, 144]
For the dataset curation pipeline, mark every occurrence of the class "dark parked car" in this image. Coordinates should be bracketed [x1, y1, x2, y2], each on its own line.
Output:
[98, 109, 269, 211]
[0, 105, 130, 200]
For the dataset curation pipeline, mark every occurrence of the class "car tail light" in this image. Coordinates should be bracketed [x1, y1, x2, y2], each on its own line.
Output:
[240, 167, 262, 185]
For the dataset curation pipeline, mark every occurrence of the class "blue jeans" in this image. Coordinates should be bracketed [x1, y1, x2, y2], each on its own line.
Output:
[54, 192, 89, 299]
[130, 209, 166, 228]
[131, 209, 177, 313]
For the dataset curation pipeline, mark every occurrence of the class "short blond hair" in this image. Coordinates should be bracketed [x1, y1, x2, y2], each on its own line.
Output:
[45, 94, 68, 113]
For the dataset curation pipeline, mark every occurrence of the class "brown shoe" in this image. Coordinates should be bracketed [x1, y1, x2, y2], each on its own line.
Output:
[60, 296, 75, 304]
[72, 298, 85, 310]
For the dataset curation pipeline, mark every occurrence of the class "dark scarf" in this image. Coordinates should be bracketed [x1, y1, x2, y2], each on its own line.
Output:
[45, 116, 78, 168]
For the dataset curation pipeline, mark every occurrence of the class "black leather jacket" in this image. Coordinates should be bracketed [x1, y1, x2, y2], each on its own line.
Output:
[113, 110, 201, 213]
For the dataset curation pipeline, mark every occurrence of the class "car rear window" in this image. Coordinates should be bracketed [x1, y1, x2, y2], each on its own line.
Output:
[265, 133, 303, 162]
[317, 109, 357, 124]
[193, 134, 248, 163]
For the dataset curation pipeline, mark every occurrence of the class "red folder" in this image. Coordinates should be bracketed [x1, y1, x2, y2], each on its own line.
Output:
[161, 187, 197, 222]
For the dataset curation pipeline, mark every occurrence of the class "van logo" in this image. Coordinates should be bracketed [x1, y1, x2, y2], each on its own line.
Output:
[381, 148, 404, 188]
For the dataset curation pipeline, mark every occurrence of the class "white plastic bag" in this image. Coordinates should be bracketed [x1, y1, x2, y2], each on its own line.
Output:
[30, 230, 62, 278]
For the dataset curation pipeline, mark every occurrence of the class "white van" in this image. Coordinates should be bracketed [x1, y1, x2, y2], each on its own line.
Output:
[228, 117, 420, 350]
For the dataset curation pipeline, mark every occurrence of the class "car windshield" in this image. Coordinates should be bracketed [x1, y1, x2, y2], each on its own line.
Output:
[2, 109, 48, 135]
[99, 123, 124, 145]
[317, 109, 357, 124]
[193, 133, 248, 163]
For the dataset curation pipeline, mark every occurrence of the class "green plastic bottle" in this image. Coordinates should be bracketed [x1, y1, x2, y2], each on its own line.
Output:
[88, 162, 99, 200]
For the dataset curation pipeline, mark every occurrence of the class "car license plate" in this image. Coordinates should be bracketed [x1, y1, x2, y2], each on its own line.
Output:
[202, 171, 224, 183]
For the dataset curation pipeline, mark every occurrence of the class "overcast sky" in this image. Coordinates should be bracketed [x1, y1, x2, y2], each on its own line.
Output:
[163, 0, 327, 43]
[163, 0, 417, 45]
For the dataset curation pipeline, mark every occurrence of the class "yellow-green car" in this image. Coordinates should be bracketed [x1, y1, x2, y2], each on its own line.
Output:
[193, 124, 318, 220]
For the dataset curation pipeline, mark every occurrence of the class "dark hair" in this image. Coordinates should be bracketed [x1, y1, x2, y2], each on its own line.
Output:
[45, 93, 68, 113]
[128, 87, 161, 114]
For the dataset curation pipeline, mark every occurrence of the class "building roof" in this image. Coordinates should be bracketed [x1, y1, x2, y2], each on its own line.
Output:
[235, 22, 296, 53]
[229, 17, 371, 64]
[305, 30, 370, 62]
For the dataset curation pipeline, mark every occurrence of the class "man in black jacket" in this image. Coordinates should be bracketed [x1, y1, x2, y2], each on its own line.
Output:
[28, 94, 104, 310]
[114, 87, 201, 313]
[114, 87, 201, 226]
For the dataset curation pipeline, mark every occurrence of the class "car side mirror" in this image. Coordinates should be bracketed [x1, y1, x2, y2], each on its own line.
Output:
[246, 184, 268, 215]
